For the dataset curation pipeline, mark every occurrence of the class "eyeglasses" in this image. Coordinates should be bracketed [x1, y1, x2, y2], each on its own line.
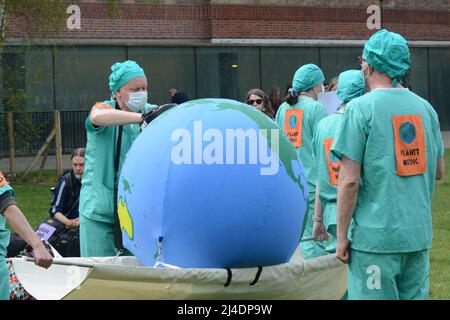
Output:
[246, 99, 263, 105]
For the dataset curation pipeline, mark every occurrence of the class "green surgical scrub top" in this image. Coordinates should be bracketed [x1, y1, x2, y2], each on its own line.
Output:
[276, 97, 328, 194]
[332, 89, 444, 253]
[313, 112, 343, 226]
[313, 112, 343, 202]
[78, 100, 154, 224]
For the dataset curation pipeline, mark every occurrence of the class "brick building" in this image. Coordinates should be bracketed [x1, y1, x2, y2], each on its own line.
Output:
[1, 0, 449, 153]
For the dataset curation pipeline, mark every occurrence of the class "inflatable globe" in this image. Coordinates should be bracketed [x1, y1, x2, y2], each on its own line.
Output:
[117, 98, 308, 268]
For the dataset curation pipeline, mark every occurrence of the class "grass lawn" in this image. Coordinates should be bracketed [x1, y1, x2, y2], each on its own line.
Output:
[4, 151, 450, 299]
[429, 151, 450, 299]
[8, 170, 58, 229]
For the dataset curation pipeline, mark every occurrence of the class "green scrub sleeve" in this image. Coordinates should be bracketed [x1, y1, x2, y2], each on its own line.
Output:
[331, 103, 367, 164]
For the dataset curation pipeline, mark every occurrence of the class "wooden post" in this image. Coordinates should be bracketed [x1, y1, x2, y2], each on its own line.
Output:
[38, 144, 49, 182]
[54, 110, 63, 177]
[6, 111, 14, 174]
[22, 128, 56, 179]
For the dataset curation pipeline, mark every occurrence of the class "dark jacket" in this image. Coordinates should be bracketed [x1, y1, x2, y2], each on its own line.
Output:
[171, 92, 190, 104]
[50, 171, 81, 220]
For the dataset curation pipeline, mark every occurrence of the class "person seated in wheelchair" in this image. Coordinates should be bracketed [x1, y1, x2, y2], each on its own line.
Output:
[50, 148, 85, 229]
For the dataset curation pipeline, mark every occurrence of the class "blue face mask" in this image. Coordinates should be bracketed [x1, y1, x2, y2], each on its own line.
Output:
[125, 91, 148, 112]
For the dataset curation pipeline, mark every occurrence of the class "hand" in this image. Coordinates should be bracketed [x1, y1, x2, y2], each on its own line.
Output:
[312, 221, 329, 242]
[67, 219, 80, 229]
[66, 220, 75, 229]
[31, 241, 54, 269]
[141, 103, 177, 130]
[335, 238, 350, 264]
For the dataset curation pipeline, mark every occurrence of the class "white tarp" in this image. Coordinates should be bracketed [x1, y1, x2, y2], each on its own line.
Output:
[11, 251, 347, 300]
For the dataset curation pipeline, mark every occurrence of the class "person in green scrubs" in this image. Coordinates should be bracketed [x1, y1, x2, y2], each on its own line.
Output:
[332, 29, 445, 300]
[275, 63, 328, 259]
[0, 171, 53, 300]
[79, 60, 156, 257]
[311, 70, 366, 254]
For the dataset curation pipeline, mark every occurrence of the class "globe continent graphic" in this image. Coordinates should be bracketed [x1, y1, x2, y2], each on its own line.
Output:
[399, 122, 416, 145]
[289, 114, 298, 129]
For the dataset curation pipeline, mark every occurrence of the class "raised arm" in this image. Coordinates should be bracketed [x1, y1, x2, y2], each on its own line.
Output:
[90, 107, 142, 127]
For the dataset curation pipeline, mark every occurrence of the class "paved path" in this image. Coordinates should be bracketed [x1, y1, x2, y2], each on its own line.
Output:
[0, 155, 72, 173]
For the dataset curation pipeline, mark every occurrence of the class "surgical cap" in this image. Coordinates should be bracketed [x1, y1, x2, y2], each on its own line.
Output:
[362, 29, 410, 79]
[292, 64, 325, 93]
[109, 60, 146, 94]
[337, 70, 366, 104]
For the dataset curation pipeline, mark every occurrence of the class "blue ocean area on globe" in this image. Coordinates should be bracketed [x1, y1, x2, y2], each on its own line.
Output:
[117, 98, 309, 268]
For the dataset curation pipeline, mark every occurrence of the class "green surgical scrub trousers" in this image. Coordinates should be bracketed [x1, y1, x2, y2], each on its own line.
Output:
[347, 248, 429, 300]
[80, 215, 117, 257]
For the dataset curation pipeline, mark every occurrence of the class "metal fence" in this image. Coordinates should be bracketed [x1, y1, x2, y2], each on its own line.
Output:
[0, 110, 89, 157]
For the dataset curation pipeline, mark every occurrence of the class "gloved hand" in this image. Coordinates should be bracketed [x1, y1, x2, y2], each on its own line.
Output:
[141, 103, 177, 130]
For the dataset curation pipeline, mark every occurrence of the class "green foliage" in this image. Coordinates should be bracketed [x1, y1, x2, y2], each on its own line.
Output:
[1, 48, 48, 154]
[106, 0, 121, 18]
[1, 0, 66, 113]
[12, 112, 48, 155]
[0, 1, 65, 155]
[8, 169, 57, 229]
[0, 112, 6, 154]
[3, 0, 66, 38]
[106, 0, 161, 18]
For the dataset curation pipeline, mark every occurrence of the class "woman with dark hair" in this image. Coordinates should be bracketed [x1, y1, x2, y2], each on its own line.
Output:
[269, 86, 282, 115]
[245, 89, 275, 119]
[326, 77, 338, 92]
[280, 83, 293, 114]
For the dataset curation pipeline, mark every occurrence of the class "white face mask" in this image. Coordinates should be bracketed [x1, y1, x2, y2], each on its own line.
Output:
[125, 91, 148, 112]
[315, 84, 325, 100]
[361, 67, 372, 92]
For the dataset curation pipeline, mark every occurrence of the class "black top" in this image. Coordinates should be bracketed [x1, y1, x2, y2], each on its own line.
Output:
[171, 92, 190, 104]
[50, 171, 81, 220]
